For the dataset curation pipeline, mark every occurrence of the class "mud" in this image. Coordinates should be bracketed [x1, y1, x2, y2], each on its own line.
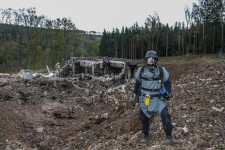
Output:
[0, 61, 224, 150]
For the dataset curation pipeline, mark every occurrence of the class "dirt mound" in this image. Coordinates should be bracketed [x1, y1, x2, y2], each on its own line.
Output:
[0, 61, 224, 150]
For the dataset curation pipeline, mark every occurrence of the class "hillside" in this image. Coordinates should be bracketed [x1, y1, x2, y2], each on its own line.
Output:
[0, 57, 224, 150]
[0, 23, 101, 73]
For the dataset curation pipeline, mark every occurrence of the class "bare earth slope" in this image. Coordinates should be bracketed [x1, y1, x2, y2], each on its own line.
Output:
[0, 60, 224, 150]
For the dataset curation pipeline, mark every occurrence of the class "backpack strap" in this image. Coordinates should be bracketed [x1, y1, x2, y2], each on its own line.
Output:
[142, 76, 160, 81]
[140, 65, 148, 80]
[138, 65, 147, 96]
[158, 65, 164, 87]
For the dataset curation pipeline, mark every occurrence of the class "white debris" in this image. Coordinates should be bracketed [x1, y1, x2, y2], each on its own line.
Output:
[43, 72, 55, 78]
[0, 73, 10, 78]
[182, 126, 189, 133]
[16, 70, 32, 79]
[33, 72, 55, 78]
[37, 127, 44, 133]
[106, 84, 127, 94]
[79, 60, 103, 68]
[212, 106, 222, 112]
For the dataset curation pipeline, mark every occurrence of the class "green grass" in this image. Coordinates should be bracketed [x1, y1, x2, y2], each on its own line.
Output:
[158, 54, 224, 64]
[1, 54, 224, 73]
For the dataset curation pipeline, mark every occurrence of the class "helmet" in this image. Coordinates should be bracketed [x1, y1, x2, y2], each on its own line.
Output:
[145, 50, 158, 61]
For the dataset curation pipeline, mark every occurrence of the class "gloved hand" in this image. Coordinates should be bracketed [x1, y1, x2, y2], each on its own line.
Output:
[163, 92, 170, 100]
[160, 88, 170, 100]
[129, 93, 136, 107]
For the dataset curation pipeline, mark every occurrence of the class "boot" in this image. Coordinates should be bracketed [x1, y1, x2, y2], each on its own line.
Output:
[140, 134, 149, 142]
[163, 135, 177, 145]
[167, 135, 177, 143]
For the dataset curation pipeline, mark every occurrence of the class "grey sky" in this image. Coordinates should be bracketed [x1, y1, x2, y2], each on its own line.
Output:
[1, 0, 198, 32]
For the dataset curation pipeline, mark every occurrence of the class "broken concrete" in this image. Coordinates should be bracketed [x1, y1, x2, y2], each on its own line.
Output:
[16, 70, 32, 79]
[0, 73, 10, 78]
[59, 57, 144, 81]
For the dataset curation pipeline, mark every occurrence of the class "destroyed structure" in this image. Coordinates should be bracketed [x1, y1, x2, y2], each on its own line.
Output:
[59, 57, 144, 81]
[0, 57, 224, 150]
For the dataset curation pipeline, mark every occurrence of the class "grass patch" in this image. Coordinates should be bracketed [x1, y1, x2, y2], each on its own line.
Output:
[158, 54, 223, 65]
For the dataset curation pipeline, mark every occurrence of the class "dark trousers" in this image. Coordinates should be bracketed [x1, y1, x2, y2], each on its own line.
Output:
[140, 106, 173, 136]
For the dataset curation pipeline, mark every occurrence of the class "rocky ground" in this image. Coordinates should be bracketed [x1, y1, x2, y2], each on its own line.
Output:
[0, 59, 224, 150]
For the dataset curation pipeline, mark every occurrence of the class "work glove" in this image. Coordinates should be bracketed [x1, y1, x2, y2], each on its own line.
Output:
[160, 88, 170, 100]
[163, 92, 170, 100]
[129, 93, 136, 107]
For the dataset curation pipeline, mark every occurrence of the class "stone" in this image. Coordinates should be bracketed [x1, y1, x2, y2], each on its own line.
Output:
[147, 145, 161, 150]
[37, 127, 44, 133]
[212, 106, 222, 112]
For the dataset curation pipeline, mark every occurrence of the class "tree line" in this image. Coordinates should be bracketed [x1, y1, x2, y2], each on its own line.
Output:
[0, 0, 224, 73]
[0, 7, 100, 73]
[99, 0, 224, 59]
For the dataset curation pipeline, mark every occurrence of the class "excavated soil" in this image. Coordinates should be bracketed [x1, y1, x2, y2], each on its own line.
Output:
[0, 61, 224, 150]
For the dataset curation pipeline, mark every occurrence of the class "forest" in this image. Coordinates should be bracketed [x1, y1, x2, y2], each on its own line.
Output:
[0, 0, 224, 73]
[99, 0, 224, 59]
[0, 7, 100, 73]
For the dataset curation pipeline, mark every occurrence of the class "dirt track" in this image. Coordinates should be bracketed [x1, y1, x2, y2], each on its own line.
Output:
[0, 61, 224, 150]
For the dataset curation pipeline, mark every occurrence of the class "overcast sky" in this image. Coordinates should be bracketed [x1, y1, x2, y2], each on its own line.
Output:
[1, 0, 199, 32]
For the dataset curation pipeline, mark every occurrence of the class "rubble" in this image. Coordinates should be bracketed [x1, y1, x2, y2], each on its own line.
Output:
[16, 69, 32, 79]
[59, 57, 143, 81]
[89, 113, 109, 124]
[0, 73, 10, 78]
[211, 106, 223, 112]
[0, 59, 224, 150]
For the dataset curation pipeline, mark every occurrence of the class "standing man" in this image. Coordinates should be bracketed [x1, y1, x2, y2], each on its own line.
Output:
[129, 50, 176, 144]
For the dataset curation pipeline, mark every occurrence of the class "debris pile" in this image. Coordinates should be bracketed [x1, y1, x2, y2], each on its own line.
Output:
[0, 60, 224, 150]
[59, 57, 144, 81]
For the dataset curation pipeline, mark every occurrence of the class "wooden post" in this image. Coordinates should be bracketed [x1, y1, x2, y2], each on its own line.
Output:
[133, 66, 138, 80]
[104, 64, 107, 75]
[72, 61, 75, 76]
[85, 67, 87, 74]
[127, 66, 131, 80]
[92, 64, 95, 76]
